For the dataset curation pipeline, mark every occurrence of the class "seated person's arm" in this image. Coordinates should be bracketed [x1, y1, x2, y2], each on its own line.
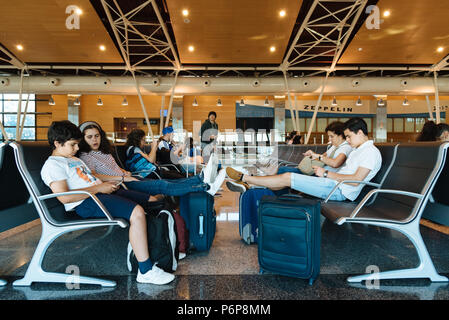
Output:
[313, 166, 371, 187]
[320, 153, 347, 168]
[91, 170, 138, 182]
[48, 179, 119, 204]
[144, 139, 158, 164]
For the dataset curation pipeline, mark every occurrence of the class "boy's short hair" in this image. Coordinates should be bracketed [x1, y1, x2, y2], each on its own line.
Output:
[47, 120, 82, 149]
[343, 117, 368, 136]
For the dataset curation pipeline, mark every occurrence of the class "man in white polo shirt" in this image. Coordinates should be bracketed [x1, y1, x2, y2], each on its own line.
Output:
[226, 117, 382, 202]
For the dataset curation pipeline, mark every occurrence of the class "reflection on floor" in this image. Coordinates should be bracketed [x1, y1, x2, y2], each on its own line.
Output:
[1, 184, 449, 300]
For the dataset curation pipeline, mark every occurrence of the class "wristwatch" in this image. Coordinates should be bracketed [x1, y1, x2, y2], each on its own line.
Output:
[323, 170, 329, 178]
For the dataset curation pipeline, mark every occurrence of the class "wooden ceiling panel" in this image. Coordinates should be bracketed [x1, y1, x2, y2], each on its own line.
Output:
[0, 0, 123, 63]
[339, 0, 449, 65]
[165, 0, 303, 64]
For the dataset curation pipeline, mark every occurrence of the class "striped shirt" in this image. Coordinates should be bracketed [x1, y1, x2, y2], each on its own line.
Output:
[79, 151, 124, 176]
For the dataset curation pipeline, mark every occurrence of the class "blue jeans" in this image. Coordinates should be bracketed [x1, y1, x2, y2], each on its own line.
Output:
[290, 173, 346, 201]
[277, 166, 303, 175]
[125, 175, 208, 196]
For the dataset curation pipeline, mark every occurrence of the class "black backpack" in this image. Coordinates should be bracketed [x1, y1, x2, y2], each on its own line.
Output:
[129, 209, 178, 273]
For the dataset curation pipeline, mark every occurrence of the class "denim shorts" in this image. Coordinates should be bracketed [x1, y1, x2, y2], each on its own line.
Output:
[75, 193, 138, 221]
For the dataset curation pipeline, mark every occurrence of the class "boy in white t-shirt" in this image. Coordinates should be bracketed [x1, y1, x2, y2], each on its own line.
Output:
[227, 118, 382, 202]
[41, 120, 174, 285]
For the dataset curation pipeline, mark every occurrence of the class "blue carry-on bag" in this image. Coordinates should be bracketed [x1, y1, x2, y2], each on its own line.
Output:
[258, 194, 321, 285]
[239, 188, 275, 244]
[180, 192, 216, 251]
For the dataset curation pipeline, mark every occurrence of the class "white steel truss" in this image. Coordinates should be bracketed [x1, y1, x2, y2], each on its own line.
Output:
[100, 0, 180, 71]
[282, 0, 368, 71]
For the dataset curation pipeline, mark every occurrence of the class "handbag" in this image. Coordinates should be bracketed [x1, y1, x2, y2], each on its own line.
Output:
[297, 144, 340, 175]
[297, 156, 325, 175]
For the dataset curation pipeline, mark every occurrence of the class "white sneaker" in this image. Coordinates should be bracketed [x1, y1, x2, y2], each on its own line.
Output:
[179, 252, 187, 260]
[202, 154, 215, 184]
[136, 264, 175, 285]
[207, 169, 226, 196]
[209, 153, 219, 183]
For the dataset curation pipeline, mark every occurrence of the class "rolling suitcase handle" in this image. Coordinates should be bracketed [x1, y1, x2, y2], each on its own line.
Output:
[199, 214, 204, 237]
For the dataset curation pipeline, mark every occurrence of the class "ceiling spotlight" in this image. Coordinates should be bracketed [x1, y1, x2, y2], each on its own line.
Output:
[192, 97, 198, 106]
[74, 97, 81, 106]
[48, 96, 55, 106]
[269, 46, 276, 53]
[99, 45, 106, 51]
[437, 46, 444, 53]
[377, 98, 385, 106]
[356, 96, 362, 106]
[264, 96, 269, 106]
[76, 8, 83, 15]
[331, 96, 337, 106]
[240, 98, 245, 106]
[97, 97, 103, 106]
[16, 44, 24, 51]
[188, 45, 194, 52]
[279, 10, 286, 17]
[383, 10, 390, 17]
[122, 97, 128, 106]
[217, 98, 222, 107]
[402, 97, 410, 106]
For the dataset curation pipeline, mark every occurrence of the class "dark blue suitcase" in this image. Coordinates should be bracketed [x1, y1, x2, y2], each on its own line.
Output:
[239, 188, 275, 244]
[258, 194, 321, 285]
[180, 192, 216, 251]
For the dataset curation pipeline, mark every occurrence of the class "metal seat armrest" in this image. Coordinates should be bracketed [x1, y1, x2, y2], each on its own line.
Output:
[158, 163, 181, 173]
[38, 190, 116, 222]
[324, 180, 381, 203]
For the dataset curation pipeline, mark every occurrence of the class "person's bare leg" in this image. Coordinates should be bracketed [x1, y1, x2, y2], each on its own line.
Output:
[242, 172, 292, 190]
[128, 205, 149, 262]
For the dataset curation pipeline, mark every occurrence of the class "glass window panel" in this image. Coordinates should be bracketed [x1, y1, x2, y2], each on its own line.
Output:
[393, 118, 404, 132]
[317, 118, 327, 132]
[23, 114, 35, 126]
[306, 118, 314, 132]
[339, 118, 349, 123]
[4, 128, 16, 140]
[415, 118, 426, 132]
[387, 118, 393, 132]
[404, 118, 415, 132]
[3, 94, 20, 100]
[363, 118, 372, 132]
[4, 114, 18, 126]
[297, 118, 306, 133]
[19, 128, 35, 140]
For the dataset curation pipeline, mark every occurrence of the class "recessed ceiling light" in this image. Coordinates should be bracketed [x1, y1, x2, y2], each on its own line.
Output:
[270, 46, 276, 52]
[182, 9, 189, 17]
[188, 45, 194, 52]
[16, 44, 23, 51]
[76, 8, 83, 15]
[437, 46, 444, 53]
[279, 10, 286, 17]
[383, 10, 390, 17]
[99, 45, 106, 51]
[358, 47, 363, 51]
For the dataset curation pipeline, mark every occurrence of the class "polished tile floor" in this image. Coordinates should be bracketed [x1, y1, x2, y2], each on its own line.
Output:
[1, 185, 449, 300]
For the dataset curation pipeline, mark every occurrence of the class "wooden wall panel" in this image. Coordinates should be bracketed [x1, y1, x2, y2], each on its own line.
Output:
[36, 94, 68, 141]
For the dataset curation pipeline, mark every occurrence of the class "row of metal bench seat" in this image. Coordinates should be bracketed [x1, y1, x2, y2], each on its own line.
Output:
[275, 141, 449, 283]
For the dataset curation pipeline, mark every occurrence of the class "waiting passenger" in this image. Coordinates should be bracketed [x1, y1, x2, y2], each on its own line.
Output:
[416, 121, 438, 141]
[437, 123, 449, 141]
[40, 120, 174, 285]
[262, 121, 352, 176]
[125, 128, 184, 179]
[226, 118, 382, 202]
[77, 121, 225, 198]
[157, 126, 183, 166]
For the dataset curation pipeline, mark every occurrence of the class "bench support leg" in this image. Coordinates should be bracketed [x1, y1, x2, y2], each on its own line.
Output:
[346, 220, 448, 283]
[13, 224, 116, 288]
